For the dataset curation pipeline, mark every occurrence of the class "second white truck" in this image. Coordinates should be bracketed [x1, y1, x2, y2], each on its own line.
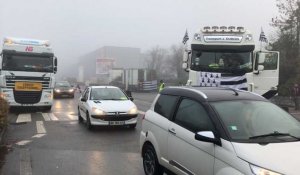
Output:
[183, 26, 279, 99]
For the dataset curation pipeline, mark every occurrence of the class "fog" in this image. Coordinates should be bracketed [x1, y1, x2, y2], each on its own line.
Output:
[0, 0, 278, 77]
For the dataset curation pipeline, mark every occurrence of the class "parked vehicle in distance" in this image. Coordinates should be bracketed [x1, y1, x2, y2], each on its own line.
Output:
[140, 86, 300, 175]
[78, 86, 138, 129]
[54, 81, 75, 98]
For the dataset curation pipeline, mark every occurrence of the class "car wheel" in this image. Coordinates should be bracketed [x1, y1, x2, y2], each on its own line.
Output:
[78, 107, 83, 123]
[128, 123, 136, 129]
[143, 144, 164, 175]
[86, 112, 93, 130]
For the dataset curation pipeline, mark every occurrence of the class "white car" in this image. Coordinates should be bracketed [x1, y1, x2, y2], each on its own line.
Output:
[140, 87, 300, 175]
[78, 86, 138, 129]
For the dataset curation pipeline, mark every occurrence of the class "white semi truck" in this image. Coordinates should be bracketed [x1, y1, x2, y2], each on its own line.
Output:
[0, 37, 57, 110]
[183, 26, 279, 99]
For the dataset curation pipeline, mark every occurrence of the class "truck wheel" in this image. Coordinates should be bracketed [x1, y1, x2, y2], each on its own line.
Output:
[44, 106, 52, 112]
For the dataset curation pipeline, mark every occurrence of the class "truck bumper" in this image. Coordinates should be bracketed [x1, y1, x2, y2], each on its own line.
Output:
[0, 88, 53, 107]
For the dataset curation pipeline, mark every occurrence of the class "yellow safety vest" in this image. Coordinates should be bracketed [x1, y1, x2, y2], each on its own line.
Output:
[159, 83, 165, 92]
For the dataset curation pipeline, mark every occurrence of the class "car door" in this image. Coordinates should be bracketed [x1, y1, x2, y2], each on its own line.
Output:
[253, 51, 279, 98]
[167, 98, 215, 175]
[79, 88, 90, 120]
[150, 94, 179, 168]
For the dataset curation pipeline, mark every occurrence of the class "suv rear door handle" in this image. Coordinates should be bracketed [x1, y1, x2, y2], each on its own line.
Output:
[168, 128, 176, 135]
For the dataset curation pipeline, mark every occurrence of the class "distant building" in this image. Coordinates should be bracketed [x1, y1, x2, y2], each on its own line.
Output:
[77, 46, 146, 84]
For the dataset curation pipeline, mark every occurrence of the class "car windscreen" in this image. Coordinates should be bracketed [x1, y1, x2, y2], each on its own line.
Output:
[211, 100, 300, 143]
[55, 82, 71, 87]
[191, 50, 252, 74]
[90, 88, 128, 100]
[2, 54, 53, 73]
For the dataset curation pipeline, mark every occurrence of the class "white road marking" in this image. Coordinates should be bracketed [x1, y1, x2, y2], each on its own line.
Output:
[42, 113, 51, 121]
[65, 112, 77, 120]
[32, 134, 46, 138]
[138, 110, 145, 115]
[20, 149, 32, 175]
[36, 121, 46, 134]
[16, 114, 31, 123]
[48, 113, 58, 121]
[16, 140, 32, 146]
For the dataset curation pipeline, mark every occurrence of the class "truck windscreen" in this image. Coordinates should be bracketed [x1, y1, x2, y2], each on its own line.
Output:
[2, 54, 53, 73]
[190, 50, 252, 74]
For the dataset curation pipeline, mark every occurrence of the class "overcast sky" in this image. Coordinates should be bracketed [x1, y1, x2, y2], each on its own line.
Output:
[0, 0, 278, 65]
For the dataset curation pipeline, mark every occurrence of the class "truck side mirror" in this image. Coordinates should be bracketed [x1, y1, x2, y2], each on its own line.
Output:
[54, 57, 58, 67]
[258, 65, 264, 71]
[183, 50, 191, 62]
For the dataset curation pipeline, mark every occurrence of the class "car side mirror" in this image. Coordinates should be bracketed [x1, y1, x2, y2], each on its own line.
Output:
[195, 131, 221, 146]
[80, 98, 86, 102]
[129, 97, 134, 101]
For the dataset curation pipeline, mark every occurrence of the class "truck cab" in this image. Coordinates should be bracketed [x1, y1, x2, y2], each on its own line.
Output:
[183, 26, 279, 99]
[0, 37, 57, 110]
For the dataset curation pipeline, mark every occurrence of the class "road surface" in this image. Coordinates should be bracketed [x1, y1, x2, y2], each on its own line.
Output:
[0, 92, 157, 175]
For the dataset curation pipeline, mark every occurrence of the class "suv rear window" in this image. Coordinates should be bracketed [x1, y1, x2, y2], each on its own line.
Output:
[154, 94, 178, 119]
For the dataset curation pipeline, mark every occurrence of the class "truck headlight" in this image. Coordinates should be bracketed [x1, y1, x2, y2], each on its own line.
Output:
[250, 164, 282, 175]
[194, 33, 201, 41]
[44, 94, 52, 99]
[92, 107, 106, 115]
[246, 34, 253, 41]
[128, 107, 138, 115]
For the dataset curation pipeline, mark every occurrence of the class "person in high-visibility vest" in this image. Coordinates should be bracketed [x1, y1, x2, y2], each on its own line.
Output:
[159, 80, 165, 92]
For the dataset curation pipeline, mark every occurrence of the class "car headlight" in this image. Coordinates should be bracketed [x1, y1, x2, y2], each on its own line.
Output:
[54, 89, 60, 92]
[92, 107, 106, 115]
[68, 89, 74, 92]
[128, 106, 138, 115]
[250, 164, 282, 175]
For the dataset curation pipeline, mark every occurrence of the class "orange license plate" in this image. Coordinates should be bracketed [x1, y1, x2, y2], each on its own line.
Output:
[15, 82, 42, 91]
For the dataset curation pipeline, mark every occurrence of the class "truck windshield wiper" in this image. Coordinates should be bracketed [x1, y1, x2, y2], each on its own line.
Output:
[249, 132, 300, 140]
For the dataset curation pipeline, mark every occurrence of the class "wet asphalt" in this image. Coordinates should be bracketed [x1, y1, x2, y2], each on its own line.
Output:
[0, 92, 157, 175]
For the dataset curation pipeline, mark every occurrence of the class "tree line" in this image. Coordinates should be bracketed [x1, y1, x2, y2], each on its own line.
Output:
[271, 0, 300, 95]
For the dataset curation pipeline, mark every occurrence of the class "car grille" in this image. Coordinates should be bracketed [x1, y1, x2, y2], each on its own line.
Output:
[91, 114, 138, 121]
[6, 76, 51, 89]
[14, 91, 42, 104]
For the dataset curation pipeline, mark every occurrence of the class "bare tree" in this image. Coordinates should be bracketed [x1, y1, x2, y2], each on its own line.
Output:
[169, 44, 187, 81]
[146, 46, 167, 76]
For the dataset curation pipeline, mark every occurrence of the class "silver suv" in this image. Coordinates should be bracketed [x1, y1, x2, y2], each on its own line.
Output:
[140, 87, 300, 175]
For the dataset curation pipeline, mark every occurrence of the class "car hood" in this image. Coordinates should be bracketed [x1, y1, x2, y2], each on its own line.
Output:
[90, 100, 136, 113]
[232, 141, 300, 175]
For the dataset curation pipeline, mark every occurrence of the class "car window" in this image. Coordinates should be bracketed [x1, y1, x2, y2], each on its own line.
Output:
[55, 82, 71, 87]
[83, 88, 90, 100]
[154, 94, 178, 119]
[174, 98, 214, 133]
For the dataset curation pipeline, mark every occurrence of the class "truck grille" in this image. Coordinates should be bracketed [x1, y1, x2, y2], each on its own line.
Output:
[5, 76, 51, 89]
[13, 91, 42, 104]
